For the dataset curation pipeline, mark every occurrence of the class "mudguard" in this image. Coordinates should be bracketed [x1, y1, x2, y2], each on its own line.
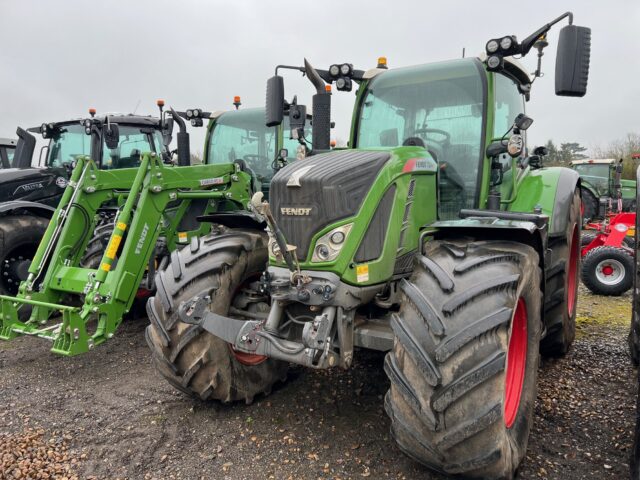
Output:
[429, 213, 547, 256]
[0, 200, 55, 217]
[509, 167, 580, 238]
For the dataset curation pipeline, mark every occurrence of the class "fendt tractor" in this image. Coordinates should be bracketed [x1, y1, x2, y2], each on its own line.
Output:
[147, 12, 590, 479]
[571, 158, 636, 221]
[0, 112, 168, 298]
[0, 137, 17, 167]
[0, 100, 310, 355]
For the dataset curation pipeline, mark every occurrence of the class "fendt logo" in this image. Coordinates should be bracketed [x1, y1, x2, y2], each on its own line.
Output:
[280, 207, 312, 216]
[135, 223, 149, 255]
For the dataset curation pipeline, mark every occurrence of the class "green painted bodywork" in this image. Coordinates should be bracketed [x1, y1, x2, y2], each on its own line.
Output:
[271, 58, 576, 288]
[282, 147, 437, 286]
[0, 155, 253, 356]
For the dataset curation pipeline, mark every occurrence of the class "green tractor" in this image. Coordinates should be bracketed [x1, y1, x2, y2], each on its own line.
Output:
[0, 100, 303, 355]
[571, 158, 636, 221]
[147, 13, 590, 479]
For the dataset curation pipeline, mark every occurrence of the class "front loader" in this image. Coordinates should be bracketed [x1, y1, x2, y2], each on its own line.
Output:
[0, 100, 297, 356]
[147, 13, 590, 479]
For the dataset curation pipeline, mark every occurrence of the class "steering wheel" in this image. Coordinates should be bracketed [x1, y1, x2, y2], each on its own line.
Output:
[413, 128, 451, 145]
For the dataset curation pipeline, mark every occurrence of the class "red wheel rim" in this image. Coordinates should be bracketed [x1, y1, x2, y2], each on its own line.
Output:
[230, 345, 267, 366]
[566, 224, 579, 318]
[602, 265, 614, 276]
[504, 297, 527, 428]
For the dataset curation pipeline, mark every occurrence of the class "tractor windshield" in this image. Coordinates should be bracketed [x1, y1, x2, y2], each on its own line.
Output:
[46, 123, 163, 169]
[573, 163, 610, 193]
[207, 108, 278, 185]
[355, 59, 486, 219]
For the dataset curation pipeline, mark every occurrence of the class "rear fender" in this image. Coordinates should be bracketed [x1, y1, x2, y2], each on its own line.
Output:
[0, 200, 54, 218]
[509, 167, 580, 238]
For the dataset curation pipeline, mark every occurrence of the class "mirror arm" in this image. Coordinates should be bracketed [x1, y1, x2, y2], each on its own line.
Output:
[520, 11, 573, 56]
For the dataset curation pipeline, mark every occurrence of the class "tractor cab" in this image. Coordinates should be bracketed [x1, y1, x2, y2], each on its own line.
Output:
[353, 58, 527, 219]
[30, 114, 167, 171]
[204, 106, 311, 196]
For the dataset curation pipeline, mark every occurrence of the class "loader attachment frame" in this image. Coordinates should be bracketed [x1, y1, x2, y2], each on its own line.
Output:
[0, 152, 252, 355]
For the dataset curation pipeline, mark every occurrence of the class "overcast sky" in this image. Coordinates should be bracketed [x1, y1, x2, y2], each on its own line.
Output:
[1, 0, 638, 155]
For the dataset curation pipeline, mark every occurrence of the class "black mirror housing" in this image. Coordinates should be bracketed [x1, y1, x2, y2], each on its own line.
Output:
[265, 75, 285, 127]
[104, 123, 120, 150]
[555, 25, 591, 97]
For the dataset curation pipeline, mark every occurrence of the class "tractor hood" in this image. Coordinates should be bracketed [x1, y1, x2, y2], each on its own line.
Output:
[0, 167, 66, 203]
[270, 150, 391, 261]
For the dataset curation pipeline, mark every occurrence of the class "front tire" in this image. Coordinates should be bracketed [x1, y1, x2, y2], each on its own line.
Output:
[146, 230, 288, 403]
[0, 215, 49, 296]
[581, 246, 634, 296]
[580, 186, 599, 221]
[384, 240, 542, 479]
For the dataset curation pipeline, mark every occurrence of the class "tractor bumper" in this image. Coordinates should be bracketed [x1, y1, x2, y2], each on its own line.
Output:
[178, 295, 341, 369]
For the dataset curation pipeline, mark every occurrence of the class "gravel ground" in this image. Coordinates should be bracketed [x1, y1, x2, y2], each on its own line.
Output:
[0, 285, 636, 480]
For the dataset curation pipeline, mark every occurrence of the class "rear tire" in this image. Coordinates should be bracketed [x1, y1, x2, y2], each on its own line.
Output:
[146, 230, 288, 403]
[384, 240, 542, 479]
[580, 186, 599, 221]
[581, 246, 634, 296]
[540, 189, 580, 356]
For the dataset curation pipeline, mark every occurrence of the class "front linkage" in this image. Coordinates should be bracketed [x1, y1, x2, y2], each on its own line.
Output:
[0, 152, 252, 355]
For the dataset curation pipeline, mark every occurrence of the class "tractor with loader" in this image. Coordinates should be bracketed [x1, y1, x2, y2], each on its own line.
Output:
[146, 12, 590, 480]
[0, 100, 305, 355]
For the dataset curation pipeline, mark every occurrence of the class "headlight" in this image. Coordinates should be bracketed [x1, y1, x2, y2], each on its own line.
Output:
[311, 223, 353, 263]
[487, 55, 502, 70]
[486, 39, 499, 53]
[340, 63, 351, 76]
[500, 36, 513, 51]
[329, 64, 340, 77]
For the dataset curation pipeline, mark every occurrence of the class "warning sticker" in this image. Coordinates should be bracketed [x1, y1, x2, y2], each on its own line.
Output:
[106, 235, 122, 259]
[356, 264, 369, 283]
[117, 222, 127, 231]
[178, 232, 188, 243]
[101, 262, 111, 272]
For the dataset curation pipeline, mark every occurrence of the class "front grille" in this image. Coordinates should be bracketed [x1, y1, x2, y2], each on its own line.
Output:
[271, 150, 390, 261]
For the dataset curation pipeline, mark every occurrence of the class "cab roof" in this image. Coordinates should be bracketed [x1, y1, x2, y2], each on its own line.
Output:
[570, 159, 617, 166]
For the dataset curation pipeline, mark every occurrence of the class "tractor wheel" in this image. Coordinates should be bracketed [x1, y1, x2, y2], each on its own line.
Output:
[0, 215, 48, 296]
[80, 214, 117, 268]
[581, 246, 634, 296]
[384, 240, 542, 479]
[580, 186, 599, 221]
[146, 230, 288, 403]
[580, 232, 597, 247]
[540, 189, 580, 357]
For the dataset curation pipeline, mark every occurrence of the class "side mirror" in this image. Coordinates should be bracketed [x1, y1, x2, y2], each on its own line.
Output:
[104, 123, 120, 150]
[162, 115, 174, 148]
[555, 25, 591, 97]
[265, 75, 285, 127]
[533, 146, 548, 156]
